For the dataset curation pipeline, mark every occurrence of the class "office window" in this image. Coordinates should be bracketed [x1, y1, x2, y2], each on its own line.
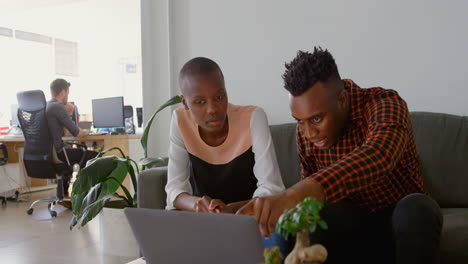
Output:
[15, 30, 52, 44]
[0, 0, 141, 127]
[55, 38, 78, 76]
[0, 27, 13, 37]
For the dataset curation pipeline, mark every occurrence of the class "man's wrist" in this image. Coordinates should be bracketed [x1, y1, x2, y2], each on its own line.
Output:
[221, 204, 237, 214]
[224, 200, 249, 214]
[284, 178, 325, 204]
[283, 188, 304, 207]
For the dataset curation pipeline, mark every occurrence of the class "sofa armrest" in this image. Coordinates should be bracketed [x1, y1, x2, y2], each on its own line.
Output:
[137, 167, 167, 209]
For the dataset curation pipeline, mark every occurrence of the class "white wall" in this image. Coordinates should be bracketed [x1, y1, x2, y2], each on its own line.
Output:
[142, 0, 468, 156]
[0, 0, 142, 125]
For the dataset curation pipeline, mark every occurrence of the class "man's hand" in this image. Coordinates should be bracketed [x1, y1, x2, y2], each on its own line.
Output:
[236, 179, 325, 238]
[237, 193, 300, 238]
[65, 103, 75, 116]
[219, 200, 251, 214]
[77, 129, 90, 137]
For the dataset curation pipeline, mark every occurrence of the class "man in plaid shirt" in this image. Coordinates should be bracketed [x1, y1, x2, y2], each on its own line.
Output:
[238, 47, 442, 263]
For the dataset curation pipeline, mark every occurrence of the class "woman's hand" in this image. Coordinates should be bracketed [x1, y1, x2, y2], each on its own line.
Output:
[208, 199, 226, 213]
[194, 195, 213, 212]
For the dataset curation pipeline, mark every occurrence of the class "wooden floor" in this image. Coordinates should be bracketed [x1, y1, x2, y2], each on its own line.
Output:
[0, 189, 132, 264]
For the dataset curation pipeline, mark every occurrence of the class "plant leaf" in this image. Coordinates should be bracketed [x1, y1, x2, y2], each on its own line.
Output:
[139, 157, 168, 168]
[141, 95, 181, 158]
[70, 159, 130, 230]
[69, 215, 78, 230]
[70, 183, 103, 229]
[276, 197, 327, 239]
[309, 223, 317, 233]
[76, 193, 117, 228]
[71, 156, 123, 195]
[96, 147, 126, 158]
[98, 161, 130, 197]
[105, 177, 133, 206]
[127, 158, 139, 195]
[71, 192, 86, 215]
[318, 220, 328, 230]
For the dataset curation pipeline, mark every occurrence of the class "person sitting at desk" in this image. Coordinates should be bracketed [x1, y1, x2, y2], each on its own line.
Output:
[165, 57, 285, 214]
[46, 78, 98, 198]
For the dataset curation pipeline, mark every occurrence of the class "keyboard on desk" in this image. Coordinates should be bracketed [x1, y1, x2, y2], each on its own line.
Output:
[4, 127, 23, 138]
[88, 132, 108, 136]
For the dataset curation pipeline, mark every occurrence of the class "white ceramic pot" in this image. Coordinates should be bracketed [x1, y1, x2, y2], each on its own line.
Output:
[99, 207, 139, 264]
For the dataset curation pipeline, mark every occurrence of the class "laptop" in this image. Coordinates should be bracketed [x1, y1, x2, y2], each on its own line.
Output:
[124, 208, 264, 264]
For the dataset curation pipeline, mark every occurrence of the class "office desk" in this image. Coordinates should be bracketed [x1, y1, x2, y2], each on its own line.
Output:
[0, 137, 28, 193]
[64, 134, 143, 196]
[63, 134, 142, 156]
[0, 134, 143, 194]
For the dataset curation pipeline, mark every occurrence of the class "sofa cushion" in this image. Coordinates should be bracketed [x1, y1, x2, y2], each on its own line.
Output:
[269, 123, 301, 188]
[410, 112, 468, 208]
[440, 208, 468, 263]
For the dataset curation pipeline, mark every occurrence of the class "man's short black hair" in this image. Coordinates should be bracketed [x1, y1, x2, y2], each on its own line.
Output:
[282, 47, 340, 96]
[179, 57, 224, 83]
[50, 78, 70, 97]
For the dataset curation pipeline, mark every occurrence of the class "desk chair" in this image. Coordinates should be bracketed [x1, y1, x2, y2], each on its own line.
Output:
[17, 90, 86, 217]
[0, 144, 20, 207]
[115, 105, 135, 135]
[0, 143, 8, 207]
[124, 105, 135, 134]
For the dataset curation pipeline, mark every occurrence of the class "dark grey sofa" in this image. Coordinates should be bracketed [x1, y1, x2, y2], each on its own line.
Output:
[138, 112, 468, 263]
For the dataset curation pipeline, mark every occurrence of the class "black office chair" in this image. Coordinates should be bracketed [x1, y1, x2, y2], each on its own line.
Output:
[124, 105, 135, 134]
[115, 105, 135, 134]
[17, 90, 85, 217]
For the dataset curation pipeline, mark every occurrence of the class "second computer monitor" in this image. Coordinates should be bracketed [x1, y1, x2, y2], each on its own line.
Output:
[92, 96, 125, 129]
[10, 104, 20, 127]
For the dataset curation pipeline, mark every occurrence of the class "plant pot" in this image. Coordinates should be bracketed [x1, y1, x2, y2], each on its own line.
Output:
[99, 206, 139, 264]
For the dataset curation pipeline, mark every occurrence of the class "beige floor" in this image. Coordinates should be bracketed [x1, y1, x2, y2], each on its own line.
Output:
[0, 189, 127, 264]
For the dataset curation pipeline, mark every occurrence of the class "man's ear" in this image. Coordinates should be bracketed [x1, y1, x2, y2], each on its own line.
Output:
[57, 89, 66, 102]
[338, 90, 348, 110]
[181, 95, 189, 110]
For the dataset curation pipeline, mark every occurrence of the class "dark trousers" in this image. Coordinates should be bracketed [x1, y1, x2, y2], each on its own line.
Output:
[274, 193, 443, 264]
[57, 148, 98, 195]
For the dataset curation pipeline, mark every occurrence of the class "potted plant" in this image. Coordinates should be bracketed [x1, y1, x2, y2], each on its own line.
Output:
[267, 197, 328, 264]
[69, 95, 181, 262]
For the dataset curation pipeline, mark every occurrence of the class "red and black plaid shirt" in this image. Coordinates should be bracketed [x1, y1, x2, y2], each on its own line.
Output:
[297, 79, 424, 212]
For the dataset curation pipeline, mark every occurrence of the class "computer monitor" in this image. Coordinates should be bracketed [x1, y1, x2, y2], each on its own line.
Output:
[92, 96, 125, 129]
[10, 104, 19, 127]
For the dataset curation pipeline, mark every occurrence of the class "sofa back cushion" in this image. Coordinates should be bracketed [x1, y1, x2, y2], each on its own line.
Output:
[410, 112, 468, 208]
[269, 123, 301, 188]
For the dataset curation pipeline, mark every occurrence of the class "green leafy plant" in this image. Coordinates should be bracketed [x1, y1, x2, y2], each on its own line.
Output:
[69, 96, 181, 230]
[275, 197, 328, 264]
[262, 246, 283, 264]
[276, 197, 328, 239]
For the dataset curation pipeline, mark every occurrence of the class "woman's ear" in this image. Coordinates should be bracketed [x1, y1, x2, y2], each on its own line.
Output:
[181, 95, 189, 110]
